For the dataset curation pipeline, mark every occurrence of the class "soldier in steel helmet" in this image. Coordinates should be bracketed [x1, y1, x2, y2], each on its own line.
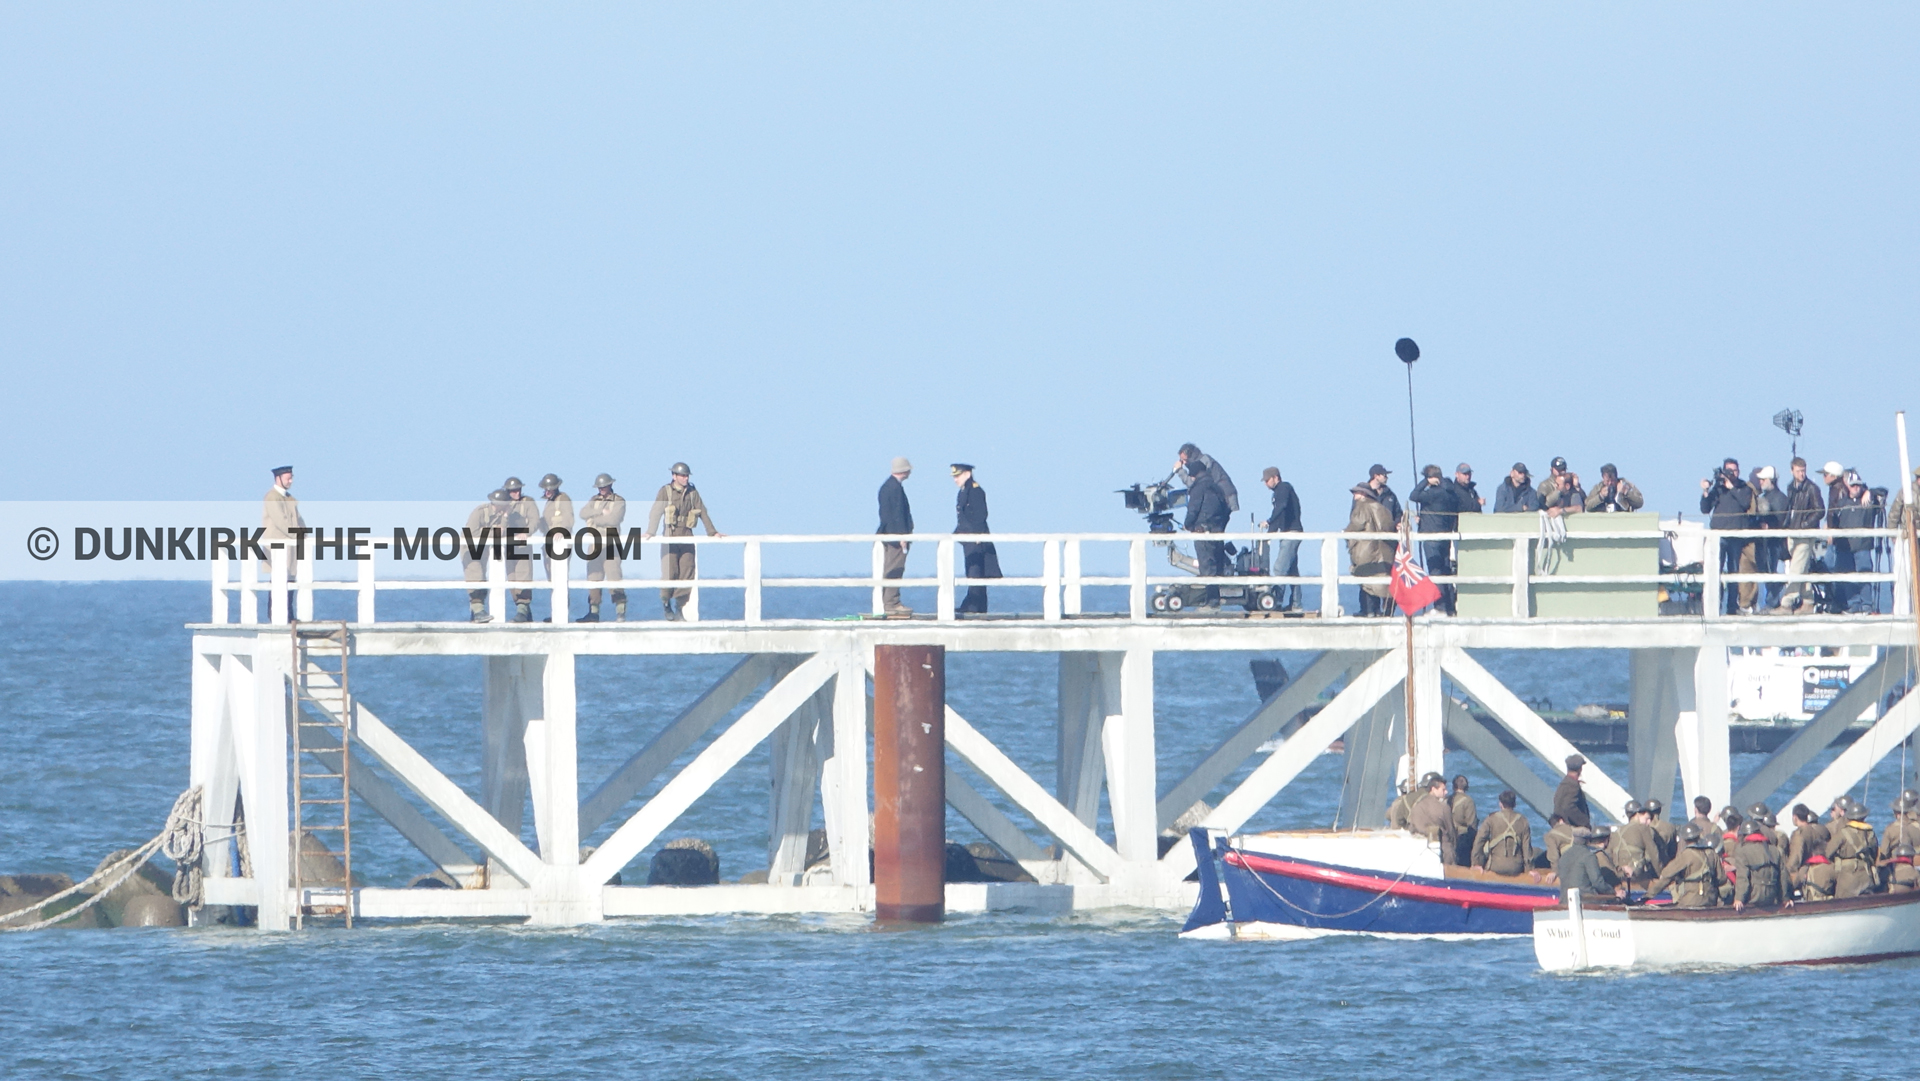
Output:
[1879, 791, 1920, 889]
[1887, 844, 1919, 893]
[1607, 800, 1663, 892]
[496, 476, 539, 621]
[1787, 803, 1834, 900]
[1731, 815, 1787, 910]
[462, 489, 512, 622]
[1644, 798, 1676, 865]
[579, 473, 627, 621]
[1648, 823, 1724, 908]
[538, 473, 574, 596]
[1556, 826, 1620, 900]
[1824, 797, 1879, 897]
[646, 462, 723, 621]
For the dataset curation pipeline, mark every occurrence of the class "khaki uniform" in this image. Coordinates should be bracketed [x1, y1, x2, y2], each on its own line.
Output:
[1386, 790, 1417, 831]
[1650, 846, 1723, 908]
[1450, 791, 1478, 866]
[1879, 817, 1920, 888]
[1344, 492, 1394, 601]
[1690, 813, 1722, 853]
[462, 501, 534, 610]
[647, 483, 720, 606]
[260, 486, 304, 577]
[1608, 821, 1664, 885]
[1787, 822, 1834, 900]
[579, 492, 628, 608]
[1732, 836, 1786, 906]
[1472, 808, 1535, 876]
[540, 491, 573, 580]
[1544, 821, 1576, 871]
[1650, 818, 1678, 866]
[1583, 479, 1644, 513]
[1408, 792, 1460, 865]
[1825, 819, 1880, 898]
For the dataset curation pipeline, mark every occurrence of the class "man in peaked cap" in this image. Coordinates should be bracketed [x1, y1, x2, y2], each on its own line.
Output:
[1552, 754, 1592, 829]
[260, 465, 304, 620]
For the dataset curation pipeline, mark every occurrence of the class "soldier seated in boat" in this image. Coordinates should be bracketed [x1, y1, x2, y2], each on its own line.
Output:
[1825, 797, 1880, 898]
[1732, 819, 1787, 910]
[1746, 802, 1784, 854]
[1880, 792, 1920, 888]
[1648, 823, 1723, 908]
[1644, 797, 1676, 865]
[1472, 789, 1535, 876]
[1607, 800, 1663, 893]
[1449, 775, 1478, 867]
[1886, 844, 1919, 893]
[1386, 778, 1418, 830]
[1557, 826, 1622, 900]
[1542, 814, 1575, 872]
[1787, 804, 1834, 901]
[1408, 774, 1461, 865]
[1690, 796, 1720, 852]
[1715, 808, 1745, 903]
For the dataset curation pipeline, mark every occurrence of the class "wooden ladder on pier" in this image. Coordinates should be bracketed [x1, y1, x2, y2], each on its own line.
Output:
[290, 622, 354, 929]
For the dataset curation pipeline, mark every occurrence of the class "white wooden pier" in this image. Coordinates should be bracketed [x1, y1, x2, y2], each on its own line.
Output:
[184, 524, 1918, 928]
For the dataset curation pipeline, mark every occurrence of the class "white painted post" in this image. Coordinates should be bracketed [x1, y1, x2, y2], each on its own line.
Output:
[356, 554, 376, 623]
[1064, 539, 1083, 616]
[239, 551, 258, 625]
[1510, 535, 1530, 619]
[1101, 649, 1158, 875]
[487, 547, 506, 624]
[936, 540, 956, 621]
[295, 550, 314, 622]
[745, 539, 763, 624]
[1702, 529, 1721, 618]
[828, 652, 871, 888]
[1567, 889, 1589, 969]
[871, 540, 886, 617]
[534, 650, 596, 925]
[1692, 645, 1731, 810]
[1320, 536, 1340, 618]
[246, 639, 291, 929]
[1043, 539, 1061, 621]
[1128, 538, 1147, 622]
[684, 548, 701, 622]
[211, 555, 229, 624]
[269, 546, 289, 624]
[188, 650, 233, 915]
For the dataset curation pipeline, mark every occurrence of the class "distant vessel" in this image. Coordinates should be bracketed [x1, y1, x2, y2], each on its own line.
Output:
[1182, 829, 1560, 941]
[1533, 888, 1920, 970]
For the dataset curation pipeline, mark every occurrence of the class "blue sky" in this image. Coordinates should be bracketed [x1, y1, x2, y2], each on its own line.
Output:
[4, 5, 1916, 534]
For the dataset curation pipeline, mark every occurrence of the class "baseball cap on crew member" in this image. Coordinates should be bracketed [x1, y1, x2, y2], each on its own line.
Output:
[1456, 463, 1473, 476]
[1369, 464, 1391, 477]
[1756, 466, 1775, 481]
[1823, 460, 1845, 477]
[1551, 456, 1568, 471]
[1512, 462, 1529, 475]
[891, 457, 912, 474]
[1566, 754, 1586, 770]
[1261, 466, 1280, 481]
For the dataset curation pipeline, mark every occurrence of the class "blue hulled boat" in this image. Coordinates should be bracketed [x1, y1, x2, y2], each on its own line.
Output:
[1182, 828, 1562, 941]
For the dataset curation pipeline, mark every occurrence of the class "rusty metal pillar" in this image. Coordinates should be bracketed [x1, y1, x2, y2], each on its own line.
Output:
[873, 643, 945, 923]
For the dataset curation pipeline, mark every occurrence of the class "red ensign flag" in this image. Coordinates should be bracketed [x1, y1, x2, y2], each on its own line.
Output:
[1390, 544, 1442, 615]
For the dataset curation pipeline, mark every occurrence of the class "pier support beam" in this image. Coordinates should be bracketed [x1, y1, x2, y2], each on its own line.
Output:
[243, 640, 292, 930]
[1100, 649, 1157, 866]
[482, 656, 542, 888]
[823, 653, 871, 889]
[768, 684, 829, 883]
[1676, 646, 1731, 814]
[1410, 639, 1445, 785]
[1627, 649, 1684, 808]
[1056, 653, 1105, 828]
[874, 644, 945, 923]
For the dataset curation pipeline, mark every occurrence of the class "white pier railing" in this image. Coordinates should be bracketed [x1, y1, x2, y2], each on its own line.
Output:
[205, 526, 1912, 625]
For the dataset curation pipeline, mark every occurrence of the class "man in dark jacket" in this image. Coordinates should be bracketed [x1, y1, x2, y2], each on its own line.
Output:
[1778, 457, 1826, 613]
[1452, 463, 1484, 514]
[1365, 464, 1402, 526]
[1182, 450, 1234, 605]
[1749, 466, 1789, 610]
[1700, 457, 1754, 614]
[1259, 467, 1304, 611]
[877, 457, 914, 616]
[1557, 827, 1621, 900]
[1821, 461, 1857, 611]
[1553, 755, 1593, 828]
[1493, 463, 1543, 513]
[1408, 465, 1461, 615]
[1832, 471, 1883, 613]
[952, 464, 999, 614]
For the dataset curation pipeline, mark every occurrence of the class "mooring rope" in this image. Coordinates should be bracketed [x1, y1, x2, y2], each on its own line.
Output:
[1224, 841, 1419, 921]
[0, 788, 203, 932]
[1535, 511, 1568, 576]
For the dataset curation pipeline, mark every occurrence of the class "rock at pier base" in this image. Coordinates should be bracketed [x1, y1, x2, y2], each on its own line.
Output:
[648, 838, 720, 885]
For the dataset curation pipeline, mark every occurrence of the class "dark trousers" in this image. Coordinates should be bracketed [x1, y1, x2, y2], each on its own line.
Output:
[1195, 535, 1228, 605]
[881, 541, 909, 610]
[1720, 537, 1745, 614]
[1422, 540, 1455, 615]
[960, 542, 1000, 613]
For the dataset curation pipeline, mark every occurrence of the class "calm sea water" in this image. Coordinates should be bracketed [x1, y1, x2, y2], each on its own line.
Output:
[2, 582, 1914, 1079]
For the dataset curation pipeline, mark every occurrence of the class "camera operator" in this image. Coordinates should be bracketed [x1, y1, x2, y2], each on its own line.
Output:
[1178, 444, 1237, 606]
[1699, 457, 1755, 615]
[1584, 464, 1644, 513]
